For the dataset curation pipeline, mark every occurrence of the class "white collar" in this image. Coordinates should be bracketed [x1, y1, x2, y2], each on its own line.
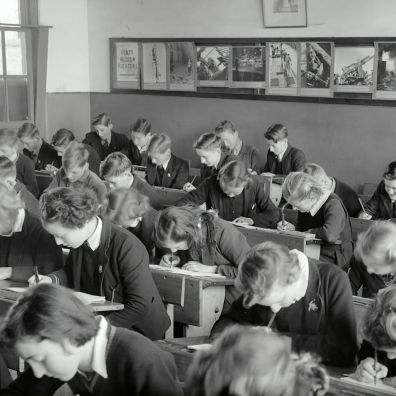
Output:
[85, 217, 102, 251]
[160, 156, 171, 171]
[79, 316, 108, 379]
[310, 189, 332, 216]
[289, 249, 309, 303]
[13, 208, 25, 233]
[277, 143, 288, 162]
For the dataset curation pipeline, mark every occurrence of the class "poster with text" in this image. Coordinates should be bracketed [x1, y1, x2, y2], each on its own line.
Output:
[373, 42, 396, 100]
[230, 46, 266, 88]
[334, 46, 374, 93]
[115, 42, 140, 89]
[168, 42, 196, 91]
[197, 46, 230, 87]
[142, 43, 168, 90]
[300, 42, 333, 97]
[267, 42, 299, 95]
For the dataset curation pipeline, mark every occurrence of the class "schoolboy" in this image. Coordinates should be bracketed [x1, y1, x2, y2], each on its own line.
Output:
[0, 284, 182, 396]
[0, 156, 39, 217]
[0, 128, 38, 197]
[101, 152, 161, 209]
[146, 133, 189, 189]
[83, 113, 129, 161]
[51, 128, 101, 175]
[17, 123, 61, 171]
[47, 141, 107, 204]
[215, 120, 263, 173]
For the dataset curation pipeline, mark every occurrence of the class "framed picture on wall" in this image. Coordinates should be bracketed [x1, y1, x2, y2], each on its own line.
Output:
[197, 46, 230, 87]
[110, 40, 141, 89]
[267, 42, 299, 95]
[142, 42, 168, 90]
[334, 46, 374, 93]
[263, 0, 307, 28]
[300, 42, 334, 97]
[373, 42, 396, 100]
[230, 45, 266, 88]
[168, 42, 196, 91]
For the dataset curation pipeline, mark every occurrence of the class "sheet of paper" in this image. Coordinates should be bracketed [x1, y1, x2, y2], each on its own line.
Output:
[74, 291, 106, 304]
[6, 287, 28, 293]
[187, 344, 212, 351]
[340, 375, 396, 393]
[149, 265, 226, 278]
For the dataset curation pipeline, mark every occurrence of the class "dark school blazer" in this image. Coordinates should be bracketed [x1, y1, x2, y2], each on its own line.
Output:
[15, 153, 39, 197]
[333, 177, 361, 218]
[364, 180, 396, 220]
[263, 145, 306, 175]
[146, 153, 189, 189]
[23, 140, 61, 171]
[211, 259, 357, 367]
[49, 219, 170, 340]
[83, 130, 129, 161]
[200, 152, 238, 181]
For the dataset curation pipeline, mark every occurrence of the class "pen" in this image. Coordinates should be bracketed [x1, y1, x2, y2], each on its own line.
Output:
[374, 349, 378, 385]
[358, 198, 368, 216]
[190, 175, 197, 185]
[34, 266, 39, 284]
[267, 311, 277, 328]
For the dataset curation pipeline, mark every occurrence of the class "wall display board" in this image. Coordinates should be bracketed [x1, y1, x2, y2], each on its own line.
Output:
[142, 42, 168, 90]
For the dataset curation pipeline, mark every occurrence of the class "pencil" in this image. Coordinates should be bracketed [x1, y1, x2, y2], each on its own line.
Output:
[190, 175, 197, 185]
[374, 349, 378, 385]
[268, 311, 277, 328]
[358, 197, 367, 215]
[34, 266, 39, 284]
[280, 204, 286, 228]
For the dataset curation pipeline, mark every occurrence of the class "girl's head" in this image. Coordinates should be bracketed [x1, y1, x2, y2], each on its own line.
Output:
[130, 118, 152, 149]
[193, 133, 222, 167]
[383, 161, 396, 201]
[39, 187, 98, 248]
[237, 241, 301, 313]
[153, 205, 206, 253]
[0, 184, 24, 237]
[104, 188, 151, 228]
[17, 123, 42, 153]
[214, 120, 239, 152]
[92, 113, 112, 141]
[147, 133, 172, 166]
[51, 129, 75, 157]
[355, 221, 396, 276]
[264, 124, 288, 156]
[62, 142, 89, 183]
[0, 128, 20, 161]
[218, 160, 250, 197]
[282, 172, 324, 212]
[185, 325, 328, 396]
[362, 284, 396, 359]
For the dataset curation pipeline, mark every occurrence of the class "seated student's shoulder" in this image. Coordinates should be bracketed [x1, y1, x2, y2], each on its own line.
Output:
[83, 131, 99, 143]
[312, 258, 350, 285]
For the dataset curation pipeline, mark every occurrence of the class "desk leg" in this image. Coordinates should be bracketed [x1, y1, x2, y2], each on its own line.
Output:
[185, 286, 225, 337]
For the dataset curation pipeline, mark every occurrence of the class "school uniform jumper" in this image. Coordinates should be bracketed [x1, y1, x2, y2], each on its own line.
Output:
[0, 324, 183, 396]
[83, 131, 129, 161]
[0, 210, 63, 282]
[146, 154, 189, 189]
[333, 177, 361, 218]
[364, 180, 396, 219]
[23, 140, 61, 171]
[127, 140, 143, 165]
[177, 175, 280, 228]
[211, 259, 357, 367]
[15, 153, 39, 197]
[84, 143, 101, 175]
[200, 152, 238, 181]
[235, 141, 263, 174]
[47, 168, 107, 203]
[297, 193, 353, 269]
[130, 175, 162, 210]
[49, 219, 170, 340]
[263, 145, 306, 175]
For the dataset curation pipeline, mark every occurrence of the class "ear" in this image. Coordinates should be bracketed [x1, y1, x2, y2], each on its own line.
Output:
[108, 123, 114, 130]
[83, 163, 89, 172]
[386, 245, 396, 266]
[61, 339, 79, 356]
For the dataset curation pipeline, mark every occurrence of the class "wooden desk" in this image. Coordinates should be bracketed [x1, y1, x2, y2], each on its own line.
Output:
[234, 224, 321, 260]
[260, 175, 285, 207]
[150, 266, 234, 336]
[156, 337, 395, 395]
[350, 217, 376, 242]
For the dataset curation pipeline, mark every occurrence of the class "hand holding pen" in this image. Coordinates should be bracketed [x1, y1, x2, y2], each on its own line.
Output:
[354, 356, 388, 384]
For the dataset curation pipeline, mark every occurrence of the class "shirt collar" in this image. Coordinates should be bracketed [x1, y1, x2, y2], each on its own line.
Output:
[13, 208, 25, 233]
[329, 177, 336, 193]
[161, 156, 171, 171]
[277, 143, 288, 162]
[232, 138, 243, 156]
[289, 249, 309, 302]
[85, 217, 102, 251]
[309, 189, 332, 216]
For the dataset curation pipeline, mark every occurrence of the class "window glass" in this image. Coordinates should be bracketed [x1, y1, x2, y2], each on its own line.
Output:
[0, 0, 20, 24]
[0, 79, 5, 121]
[5, 30, 27, 75]
[7, 77, 28, 121]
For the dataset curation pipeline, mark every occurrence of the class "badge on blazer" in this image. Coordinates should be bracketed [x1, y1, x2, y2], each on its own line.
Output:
[167, 173, 171, 177]
[308, 299, 318, 312]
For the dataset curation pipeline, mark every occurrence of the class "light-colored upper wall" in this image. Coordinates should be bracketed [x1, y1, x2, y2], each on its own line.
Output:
[87, 0, 396, 92]
[39, 0, 90, 92]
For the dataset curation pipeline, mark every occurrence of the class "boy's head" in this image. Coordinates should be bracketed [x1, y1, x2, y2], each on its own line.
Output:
[100, 152, 134, 190]
[51, 129, 75, 157]
[214, 120, 239, 152]
[17, 123, 42, 153]
[62, 141, 89, 183]
[0, 184, 24, 236]
[0, 283, 99, 381]
[264, 124, 288, 156]
[147, 133, 172, 166]
[92, 113, 112, 141]
[0, 128, 20, 161]
[302, 163, 331, 190]
[383, 161, 396, 202]
[0, 155, 17, 190]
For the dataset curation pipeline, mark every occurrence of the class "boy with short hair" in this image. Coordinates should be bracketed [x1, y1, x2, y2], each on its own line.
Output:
[0, 128, 38, 197]
[17, 123, 60, 171]
[0, 156, 39, 217]
[101, 152, 160, 209]
[0, 284, 182, 396]
[146, 133, 189, 189]
[47, 141, 107, 204]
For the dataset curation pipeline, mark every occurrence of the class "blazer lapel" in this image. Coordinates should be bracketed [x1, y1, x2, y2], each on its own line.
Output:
[281, 146, 292, 175]
[163, 155, 175, 188]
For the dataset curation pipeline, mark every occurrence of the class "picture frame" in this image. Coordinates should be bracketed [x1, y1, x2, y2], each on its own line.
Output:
[168, 42, 197, 91]
[142, 42, 168, 90]
[196, 46, 230, 87]
[373, 42, 396, 100]
[111, 40, 141, 90]
[263, 0, 307, 28]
